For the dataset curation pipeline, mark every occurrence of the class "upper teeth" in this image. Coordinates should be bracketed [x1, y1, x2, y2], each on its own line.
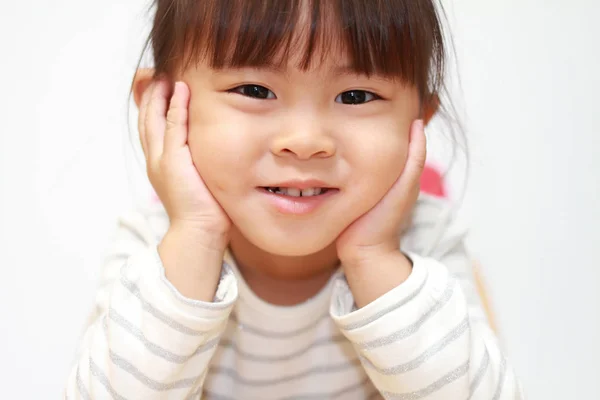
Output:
[268, 187, 324, 197]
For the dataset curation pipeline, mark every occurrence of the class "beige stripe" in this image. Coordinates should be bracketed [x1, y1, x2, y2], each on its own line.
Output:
[204, 377, 372, 400]
[75, 365, 91, 400]
[280, 377, 371, 399]
[358, 278, 455, 350]
[361, 316, 469, 375]
[382, 360, 469, 399]
[89, 357, 128, 400]
[106, 310, 219, 363]
[229, 311, 329, 339]
[217, 334, 347, 362]
[208, 359, 361, 387]
[491, 357, 508, 400]
[109, 351, 198, 391]
[468, 348, 490, 398]
[120, 276, 211, 336]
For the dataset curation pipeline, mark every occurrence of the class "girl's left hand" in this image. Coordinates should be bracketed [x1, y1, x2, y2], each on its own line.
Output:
[336, 119, 427, 269]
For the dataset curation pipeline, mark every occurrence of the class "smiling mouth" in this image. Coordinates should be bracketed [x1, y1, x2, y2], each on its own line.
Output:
[261, 187, 332, 197]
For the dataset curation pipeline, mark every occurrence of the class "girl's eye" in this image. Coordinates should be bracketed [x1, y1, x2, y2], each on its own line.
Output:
[231, 84, 276, 100]
[335, 90, 380, 105]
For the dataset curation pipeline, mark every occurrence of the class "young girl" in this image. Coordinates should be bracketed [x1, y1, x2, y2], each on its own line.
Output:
[66, 0, 521, 398]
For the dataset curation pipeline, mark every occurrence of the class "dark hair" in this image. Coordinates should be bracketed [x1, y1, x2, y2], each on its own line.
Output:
[135, 0, 451, 111]
[130, 0, 466, 193]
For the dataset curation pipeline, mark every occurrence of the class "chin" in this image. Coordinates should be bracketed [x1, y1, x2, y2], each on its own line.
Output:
[237, 224, 340, 257]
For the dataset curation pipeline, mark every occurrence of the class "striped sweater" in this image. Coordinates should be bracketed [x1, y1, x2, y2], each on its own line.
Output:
[65, 194, 522, 399]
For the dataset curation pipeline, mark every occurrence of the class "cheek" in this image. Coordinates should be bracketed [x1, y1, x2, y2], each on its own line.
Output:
[348, 121, 409, 181]
[342, 120, 410, 211]
[187, 103, 260, 194]
[357, 135, 407, 173]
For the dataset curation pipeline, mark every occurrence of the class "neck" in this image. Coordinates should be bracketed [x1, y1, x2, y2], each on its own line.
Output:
[228, 227, 339, 306]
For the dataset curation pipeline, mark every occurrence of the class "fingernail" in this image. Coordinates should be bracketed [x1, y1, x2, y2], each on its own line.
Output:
[416, 119, 424, 130]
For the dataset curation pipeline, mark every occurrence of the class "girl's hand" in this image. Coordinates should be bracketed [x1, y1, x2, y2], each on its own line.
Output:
[139, 80, 231, 300]
[139, 80, 231, 244]
[336, 119, 426, 269]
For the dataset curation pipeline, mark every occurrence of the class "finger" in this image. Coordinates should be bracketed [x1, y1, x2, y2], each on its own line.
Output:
[379, 119, 426, 231]
[145, 80, 169, 166]
[396, 119, 427, 191]
[361, 120, 426, 223]
[164, 81, 191, 155]
[137, 81, 154, 159]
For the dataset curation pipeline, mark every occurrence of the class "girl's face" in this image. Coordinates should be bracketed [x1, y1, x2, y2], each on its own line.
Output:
[182, 54, 421, 257]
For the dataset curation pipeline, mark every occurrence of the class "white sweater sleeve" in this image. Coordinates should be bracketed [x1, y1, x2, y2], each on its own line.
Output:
[64, 206, 238, 399]
[330, 195, 524, 399]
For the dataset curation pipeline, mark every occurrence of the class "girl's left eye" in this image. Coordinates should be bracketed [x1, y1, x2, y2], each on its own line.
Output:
[230, 84, 276, 100]
[335, 90, 380, 105]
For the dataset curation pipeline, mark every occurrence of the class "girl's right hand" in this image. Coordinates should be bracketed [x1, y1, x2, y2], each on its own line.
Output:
[138, 80, 231, 248]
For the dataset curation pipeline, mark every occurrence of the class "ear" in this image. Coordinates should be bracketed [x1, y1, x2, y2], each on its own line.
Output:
[423, 94, 440, 126]
[132, 68, 156, 108]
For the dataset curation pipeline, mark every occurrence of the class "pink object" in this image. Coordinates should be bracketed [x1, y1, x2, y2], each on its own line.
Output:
[420, 165, 446, 198]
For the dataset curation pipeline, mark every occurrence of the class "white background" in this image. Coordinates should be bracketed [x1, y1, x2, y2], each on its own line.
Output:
[1, 0, 599, 398]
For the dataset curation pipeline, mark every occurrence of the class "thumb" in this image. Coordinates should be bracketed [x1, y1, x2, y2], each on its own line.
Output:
[393, 119, 427, 197]
[374, 119, 426, 217]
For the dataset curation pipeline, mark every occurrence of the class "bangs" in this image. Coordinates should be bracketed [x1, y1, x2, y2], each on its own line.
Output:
[150, 0, 446, 99]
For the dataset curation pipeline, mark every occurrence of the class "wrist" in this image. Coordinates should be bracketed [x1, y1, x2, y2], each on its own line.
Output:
[340, 241, 402, 270]
[158, 224, 228, 301]
[342, 249, 413, 308]
[168, 220, 229, 254]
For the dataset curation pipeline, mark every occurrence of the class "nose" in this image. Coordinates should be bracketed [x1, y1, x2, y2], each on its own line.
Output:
[270, 119, 336, 160]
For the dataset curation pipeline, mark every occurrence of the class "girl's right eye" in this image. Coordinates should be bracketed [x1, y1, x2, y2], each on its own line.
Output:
[230, 84, 276, 100]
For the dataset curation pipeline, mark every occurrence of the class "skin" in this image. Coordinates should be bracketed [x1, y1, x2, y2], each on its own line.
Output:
[134, 45, 435, 307]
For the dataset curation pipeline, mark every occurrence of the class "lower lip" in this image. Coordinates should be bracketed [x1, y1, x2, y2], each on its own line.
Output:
[258, 188, 338, 215]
